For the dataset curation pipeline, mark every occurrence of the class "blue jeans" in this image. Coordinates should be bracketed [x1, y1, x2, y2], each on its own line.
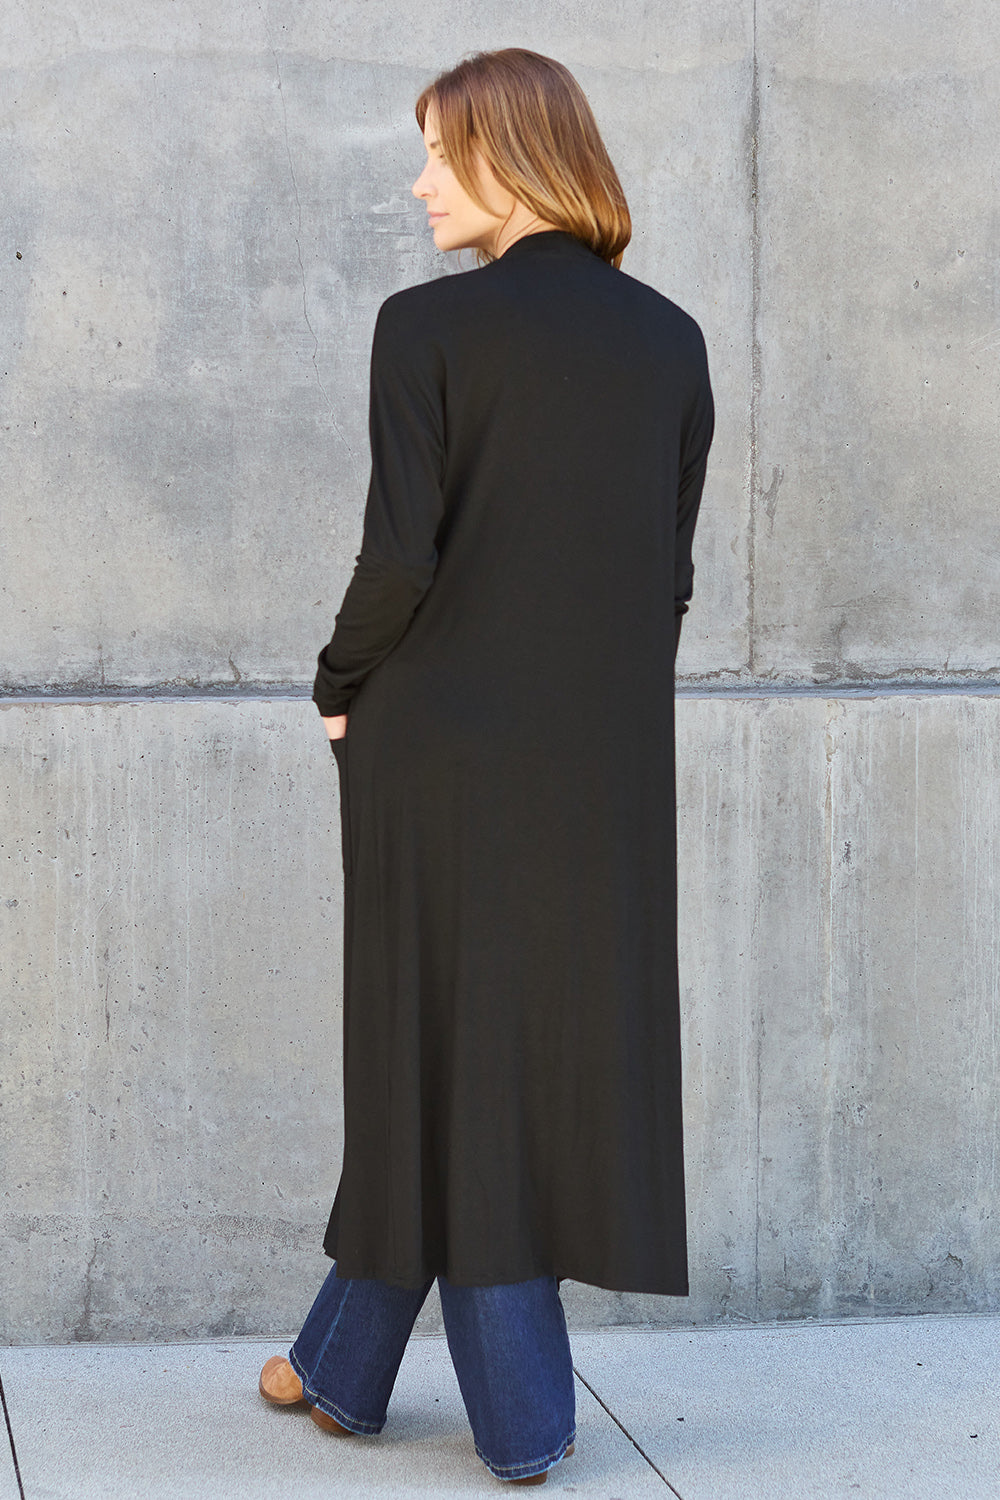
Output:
[288, 1263, 576, 1481]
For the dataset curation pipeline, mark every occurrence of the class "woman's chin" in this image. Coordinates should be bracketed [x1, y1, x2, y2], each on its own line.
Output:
[432, 226, 483, 256]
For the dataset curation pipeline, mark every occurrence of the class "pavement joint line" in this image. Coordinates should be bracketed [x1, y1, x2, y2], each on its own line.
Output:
[6, 1310, 998, 1353]
[0, 1368, 26, 1500]
[571, 1365, 684, 1497]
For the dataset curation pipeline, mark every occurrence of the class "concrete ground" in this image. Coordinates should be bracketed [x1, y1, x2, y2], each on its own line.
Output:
[1, 1315, 997, 1499]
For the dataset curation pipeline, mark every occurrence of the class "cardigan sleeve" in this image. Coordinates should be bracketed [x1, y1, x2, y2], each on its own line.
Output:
[673, 327, 714, 661]
[312, 296, 446, 716]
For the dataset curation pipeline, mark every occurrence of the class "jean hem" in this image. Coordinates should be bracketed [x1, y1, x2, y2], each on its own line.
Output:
[475, 1426, 577, 1480]
[287, 1344, 386, 1436]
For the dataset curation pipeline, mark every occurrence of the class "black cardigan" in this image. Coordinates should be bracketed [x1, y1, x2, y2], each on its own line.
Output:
[309, 229, 713, 1293]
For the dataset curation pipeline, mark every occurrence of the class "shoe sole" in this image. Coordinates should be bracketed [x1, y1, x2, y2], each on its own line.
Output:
[508, 1440, 575, 1485]
[309, 1405, 354, 1436]
[258, 1378, 307, 1405]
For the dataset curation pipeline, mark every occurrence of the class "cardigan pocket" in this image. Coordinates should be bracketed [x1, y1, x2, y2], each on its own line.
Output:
[329, 735, 353, 877]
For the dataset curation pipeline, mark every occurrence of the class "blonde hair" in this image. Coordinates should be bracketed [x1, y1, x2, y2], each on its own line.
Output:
[415, 48, 631, 268]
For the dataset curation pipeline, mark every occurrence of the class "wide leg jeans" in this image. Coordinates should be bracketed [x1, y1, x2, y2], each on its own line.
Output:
[288, 1263, 577, 1481]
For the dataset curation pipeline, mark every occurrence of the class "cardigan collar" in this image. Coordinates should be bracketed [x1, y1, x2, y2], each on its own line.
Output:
[495, 228, 599, 261]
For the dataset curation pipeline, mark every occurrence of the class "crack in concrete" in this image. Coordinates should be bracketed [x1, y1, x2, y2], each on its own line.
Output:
[261, 16, 364, 500]
[762, 463, 784, 533]
[72, 1237, 100, 1343]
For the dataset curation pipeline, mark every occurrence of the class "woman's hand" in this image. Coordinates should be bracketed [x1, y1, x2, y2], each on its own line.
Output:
[322, 714, 348, 741]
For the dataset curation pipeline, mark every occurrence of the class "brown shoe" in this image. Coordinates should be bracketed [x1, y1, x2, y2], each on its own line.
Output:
[309, 1405, 354, 1436]
[508, 1442, 575, 1485]
[258, 1355, 306, 1406]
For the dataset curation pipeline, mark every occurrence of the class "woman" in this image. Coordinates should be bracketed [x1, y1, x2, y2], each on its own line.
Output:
[259, 47, 714, 1486]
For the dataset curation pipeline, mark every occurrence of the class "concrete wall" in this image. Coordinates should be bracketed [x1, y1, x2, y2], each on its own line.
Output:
[2, 2, 998, 1340]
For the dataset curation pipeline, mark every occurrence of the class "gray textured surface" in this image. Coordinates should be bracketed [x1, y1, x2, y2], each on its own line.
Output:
[1, 700, 344, 1342]
[1, 1318, 997, 1498]
[3, 695, 999, 1340]
[572, 1316, 1000, 1499]
[3, 0, 992, 689]
[0, 1335, 660, 1498]
[751, 2, 1000, 685]
[1, 6, 748, 690]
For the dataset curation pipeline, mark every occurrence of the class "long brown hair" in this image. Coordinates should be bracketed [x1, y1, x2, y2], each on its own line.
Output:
[415, 49, 631, 268]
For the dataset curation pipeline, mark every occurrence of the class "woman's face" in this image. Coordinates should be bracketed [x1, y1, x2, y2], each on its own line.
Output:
[412, 106, 513, 255]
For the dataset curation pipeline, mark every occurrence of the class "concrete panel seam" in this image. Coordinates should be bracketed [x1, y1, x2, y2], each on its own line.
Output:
[3, 682, 1000, 705]
[746, 0, 761, 680]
